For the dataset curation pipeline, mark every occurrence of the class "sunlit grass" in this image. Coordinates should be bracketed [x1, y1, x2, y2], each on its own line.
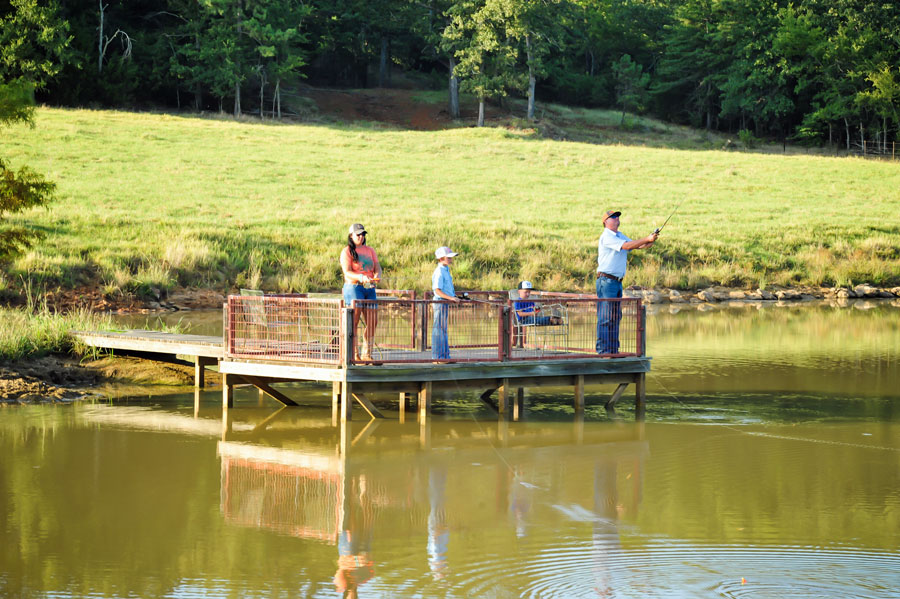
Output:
[2, 107, 899, 298]
[0, 305, 118, 361]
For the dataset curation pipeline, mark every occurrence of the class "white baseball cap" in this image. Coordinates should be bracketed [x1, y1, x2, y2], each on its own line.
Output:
[518, 281, 533, 290]
[434, 246, 459, 259]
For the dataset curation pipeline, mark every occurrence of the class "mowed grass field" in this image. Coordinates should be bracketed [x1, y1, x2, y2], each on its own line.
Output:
[2, 107, 899, 298]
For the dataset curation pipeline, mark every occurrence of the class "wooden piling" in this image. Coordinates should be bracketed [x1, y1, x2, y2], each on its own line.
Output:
[332, 382, 341, 425]
[498, 378, 510, 413]
[222, 372, 234, 409]
[341, 380, 353, 421]
[418, 381, 432, 422]
[574, 375, 585, 414]
[635, 372, 646, 419]
[513, 387, 524, 421]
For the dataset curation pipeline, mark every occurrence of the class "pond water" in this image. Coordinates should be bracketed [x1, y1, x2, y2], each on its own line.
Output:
[2, 302, 899, 598]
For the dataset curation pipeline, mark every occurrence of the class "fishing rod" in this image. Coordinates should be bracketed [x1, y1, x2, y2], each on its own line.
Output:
[458, 292, 501, 305]
[654, 198, 688, 235]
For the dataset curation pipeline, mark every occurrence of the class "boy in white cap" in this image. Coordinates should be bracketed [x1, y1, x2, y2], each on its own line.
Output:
[431, 247, 460, 360]
[513, 281, 562, 326]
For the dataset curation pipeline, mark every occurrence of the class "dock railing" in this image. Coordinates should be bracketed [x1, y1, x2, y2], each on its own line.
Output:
[225, 293, 645, 365]
[225, 294, 344, 364]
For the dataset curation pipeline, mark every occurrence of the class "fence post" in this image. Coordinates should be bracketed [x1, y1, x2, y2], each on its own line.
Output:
[341, 307, 353, 367]
[894, 141, 896, 160]
[222, 301, 229, 357]
[499, 306, 511, 361]
[863, 139, 866, 155]
[639, 303, 645, 356]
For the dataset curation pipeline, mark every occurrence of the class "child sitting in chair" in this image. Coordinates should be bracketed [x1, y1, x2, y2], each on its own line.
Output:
[514, 281, 563, 325]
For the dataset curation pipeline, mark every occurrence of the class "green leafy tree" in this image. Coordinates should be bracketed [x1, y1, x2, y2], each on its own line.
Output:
[244, 0, 312, 118]
[0, 0, 72, 89]
[443, 0, 522, 126]
[612, 53, 649, 125]
[857, 64, 900, 152]
[653, 0, 728, 129]
[0, 80, 55, 260]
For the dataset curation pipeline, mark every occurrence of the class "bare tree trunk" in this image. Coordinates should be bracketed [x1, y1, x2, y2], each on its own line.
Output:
[828, 122, 832, 147]
[258, 67, 264, 119]
[233, 0, 242, 117]
[194, 36, 202, 111]
[448, 56, 460, 119]
[98, 0, 105, 73]
[859, 121, 864, 152]
[883, 116, 887, 153]
[526, 35, 536, 121]
[378, 37, 388, 88]
[273, 79, 280, 119]
[844, 117, 850, 150]
[477, 98, 485, 127]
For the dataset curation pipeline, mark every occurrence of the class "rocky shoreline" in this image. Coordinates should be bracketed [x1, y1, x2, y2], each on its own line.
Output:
[625, 284, 900, 306]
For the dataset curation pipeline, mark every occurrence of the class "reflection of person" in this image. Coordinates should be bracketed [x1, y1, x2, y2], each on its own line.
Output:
[514, 281, 562, 326]
[592, 460, 623, 598]
[595, 210, 657, 355]
[508, 468, 534, 539]
[427, 466, 450, 580]
[340, 223, 382, 360]
[334, 475, 375, 598]
[431, 246, 460, 361]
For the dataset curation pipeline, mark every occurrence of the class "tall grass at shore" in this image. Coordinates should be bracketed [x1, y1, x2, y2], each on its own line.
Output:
[0, 305, 117, 361]
[2, 107, 899, 297]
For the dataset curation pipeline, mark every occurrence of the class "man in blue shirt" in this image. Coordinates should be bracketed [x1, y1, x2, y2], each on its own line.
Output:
[432, 246, 460, 360]
[596, 210, 658, 354]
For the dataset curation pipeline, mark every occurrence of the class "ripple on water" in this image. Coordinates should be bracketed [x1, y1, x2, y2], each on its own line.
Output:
[444, 539, 900, 599]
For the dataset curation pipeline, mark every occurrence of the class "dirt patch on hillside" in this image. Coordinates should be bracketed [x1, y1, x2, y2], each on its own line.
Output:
[304, 88, 501, 130]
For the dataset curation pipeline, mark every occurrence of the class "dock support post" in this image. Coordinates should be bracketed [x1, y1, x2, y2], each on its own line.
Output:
[194, 356, 215, 389]
[635, 373, 646, 420]
[399, 392, 408, 423]
[498, 379, 510, 414]
[332, 382, 341, 425]
[194, 387, 201, 418]
[418, 381, 432, 422]
[574, 375, 585, 414]
[222, 373, 234, 409]
[513, 387, 524, 421]
[341, 381, 353, 421]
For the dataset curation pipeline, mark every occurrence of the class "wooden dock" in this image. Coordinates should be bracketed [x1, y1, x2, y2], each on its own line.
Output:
[74, 293, 651, 421]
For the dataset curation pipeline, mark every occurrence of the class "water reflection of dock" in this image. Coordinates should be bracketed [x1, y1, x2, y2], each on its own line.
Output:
[75, 293, 651, 421]
[216, 415, 648, 594]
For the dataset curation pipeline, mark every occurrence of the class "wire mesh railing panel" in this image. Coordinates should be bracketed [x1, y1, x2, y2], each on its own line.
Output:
[220, 457, 341, 542]
[507, 298, 643, 360]
[226, 295, 343, 364]
[225, 294, 644, 366]
[352, 299, 505, 363]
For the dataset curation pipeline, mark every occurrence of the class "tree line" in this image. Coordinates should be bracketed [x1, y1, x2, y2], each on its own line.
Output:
[1, 0, 899, 146]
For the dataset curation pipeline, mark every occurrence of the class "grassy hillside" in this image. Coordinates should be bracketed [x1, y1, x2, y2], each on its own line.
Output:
[2, 107, 899, 300]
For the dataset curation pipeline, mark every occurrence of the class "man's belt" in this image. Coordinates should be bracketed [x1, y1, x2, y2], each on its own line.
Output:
[597, 272, 623, 282]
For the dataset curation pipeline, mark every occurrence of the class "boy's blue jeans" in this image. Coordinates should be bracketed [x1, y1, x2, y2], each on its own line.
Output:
[432, 305, 450, 359]
[596, 277, 622, 354]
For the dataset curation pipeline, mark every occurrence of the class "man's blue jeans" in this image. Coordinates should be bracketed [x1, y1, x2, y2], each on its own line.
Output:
[596, 277, 622, 354]
[432, 305, 450, 360]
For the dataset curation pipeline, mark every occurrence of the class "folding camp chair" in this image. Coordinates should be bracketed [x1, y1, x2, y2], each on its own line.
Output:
[508, 290, 568, 356]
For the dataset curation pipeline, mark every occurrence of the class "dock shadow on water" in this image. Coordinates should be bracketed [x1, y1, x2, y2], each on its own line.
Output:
[2, 301, 899, 598]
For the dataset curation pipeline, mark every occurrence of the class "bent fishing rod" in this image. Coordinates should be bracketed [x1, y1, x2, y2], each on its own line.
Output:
[654, 198, 689, 235]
